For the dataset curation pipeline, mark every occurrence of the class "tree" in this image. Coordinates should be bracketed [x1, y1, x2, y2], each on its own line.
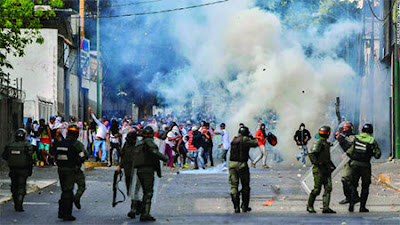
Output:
[0, 0, 63, 78]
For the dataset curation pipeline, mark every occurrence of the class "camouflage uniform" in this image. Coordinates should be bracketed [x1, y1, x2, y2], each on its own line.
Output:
[346, 132, 381, 212]
[307, 137, 335, 213]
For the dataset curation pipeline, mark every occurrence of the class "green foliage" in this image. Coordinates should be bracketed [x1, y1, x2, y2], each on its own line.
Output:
[0, 0, 63, 78]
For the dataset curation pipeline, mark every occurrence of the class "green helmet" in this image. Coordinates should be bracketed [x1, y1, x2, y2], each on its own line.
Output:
[15, 128, 27, 141]
[142, 126, 154, 137]
[126, 131, 137, 144]
[318, 126, 331, 138]
[238, 126, 250, 136]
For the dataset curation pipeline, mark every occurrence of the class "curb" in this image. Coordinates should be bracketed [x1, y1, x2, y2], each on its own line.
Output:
[0, 179, 58, 204]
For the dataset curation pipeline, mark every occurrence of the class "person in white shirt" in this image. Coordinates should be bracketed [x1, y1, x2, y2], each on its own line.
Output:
[214, 123, 230, 170]
[89, 108, 109, 162]
[165, 125, 179, 169]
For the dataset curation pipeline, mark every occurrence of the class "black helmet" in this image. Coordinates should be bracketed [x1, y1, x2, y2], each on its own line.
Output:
[142, 126, 154, 137]
[362, 123, 373, 134]
[67, 124, 80, 139]
[238, 126, 250, 136]
[15, 128, 27, 141]
[318, 126, 331, 138]
[126, 131, 137, 144]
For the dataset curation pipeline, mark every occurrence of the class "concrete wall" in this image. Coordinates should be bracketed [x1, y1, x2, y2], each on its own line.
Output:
[69, 74, 80, 118]
[5, 29, 58, 121]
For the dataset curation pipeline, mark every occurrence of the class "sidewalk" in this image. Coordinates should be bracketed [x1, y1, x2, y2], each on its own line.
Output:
[0, 166, 59, 204]
[0, 163, 97, 204]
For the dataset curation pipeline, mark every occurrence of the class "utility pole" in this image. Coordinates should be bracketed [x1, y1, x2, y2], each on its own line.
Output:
[370, 1, 375, 126]
[394, 0, 400, 159]
[96, 0, 102, 117]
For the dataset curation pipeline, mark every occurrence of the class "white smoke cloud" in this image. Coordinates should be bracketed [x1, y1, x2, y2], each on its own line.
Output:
[148, 1, 359, 162]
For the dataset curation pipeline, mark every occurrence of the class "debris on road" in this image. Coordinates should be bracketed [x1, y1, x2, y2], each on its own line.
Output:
[263, 199, 274, 206]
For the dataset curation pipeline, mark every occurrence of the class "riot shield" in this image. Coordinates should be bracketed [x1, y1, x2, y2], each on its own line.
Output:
[129, 167, 143, 201]
[300, 141, 350, 194]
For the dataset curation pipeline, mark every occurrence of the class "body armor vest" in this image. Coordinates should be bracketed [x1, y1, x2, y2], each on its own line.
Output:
[55, 139, 78, 168]
[7, 142, 31, 168]
[352, 138, 374, 162]
[230, 136, 249, 162]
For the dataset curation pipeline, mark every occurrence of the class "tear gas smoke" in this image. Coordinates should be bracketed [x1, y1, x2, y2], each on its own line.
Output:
[147, 3, 358, 162]
[101, 0, 390, 162]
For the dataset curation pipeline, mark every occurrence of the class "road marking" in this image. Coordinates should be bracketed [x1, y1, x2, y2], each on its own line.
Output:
[23, 202, 51, 205]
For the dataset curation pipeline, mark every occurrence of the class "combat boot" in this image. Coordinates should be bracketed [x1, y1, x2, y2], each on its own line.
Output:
[359, 199, 369, 213]
[61, 199, 76, 221]
[230, 193, 240, 213]
[306, 193, 316, 213]
[136, 201, 143, 215]
[140, 202, 156, 222]
[241, 191, 252, 213]
[14, 194, 24, 212]
[322, 193, 336, 213]
[58, 200, 64, 219]
[73, 194, 81, 210]
[127, 200, 137, 219]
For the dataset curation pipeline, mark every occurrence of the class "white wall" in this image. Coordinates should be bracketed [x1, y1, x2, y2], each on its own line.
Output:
[6, 29, 58, 121]
[69, 74, 79, 118]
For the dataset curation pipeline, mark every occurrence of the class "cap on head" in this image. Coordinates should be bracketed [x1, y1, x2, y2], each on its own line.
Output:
[50, 116, 56, 120]
[15, 128, 27, 141]
[220, 123, 225, 128]
[361, 123, 373, 134]
[192, 126, 198, 131]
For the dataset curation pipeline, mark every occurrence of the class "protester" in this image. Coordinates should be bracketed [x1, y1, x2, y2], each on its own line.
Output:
[109, 119, 121, 166]
[89, 108, 109, 162]
[38, 118, 54, 165]
[251, 123, 269, 169]
[294, 123, 311, 167]
[202, 122, 214, 167]
[214, 123, 230, 170]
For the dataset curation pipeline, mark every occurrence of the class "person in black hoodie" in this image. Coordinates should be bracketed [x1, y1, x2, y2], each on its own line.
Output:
[294, 123, 311, 166]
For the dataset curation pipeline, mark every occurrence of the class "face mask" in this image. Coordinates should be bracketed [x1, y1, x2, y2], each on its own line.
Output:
[137, 137, 143, 141]
[300, 126, 305, 131]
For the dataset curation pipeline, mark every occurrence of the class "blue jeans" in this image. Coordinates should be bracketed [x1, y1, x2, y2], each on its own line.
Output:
[94, 139, 107, 162]
[296, 145, 308, 165]
[190, 147, 205, 168]
[272, 147, 283, 163]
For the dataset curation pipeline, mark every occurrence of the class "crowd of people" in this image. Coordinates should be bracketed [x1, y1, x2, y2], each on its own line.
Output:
[23, 109, 282, 170]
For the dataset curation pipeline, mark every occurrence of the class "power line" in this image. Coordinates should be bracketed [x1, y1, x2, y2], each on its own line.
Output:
[100, 0, 163, 9]
[366, 0, 396, 22]
[86, 0, 229, 18]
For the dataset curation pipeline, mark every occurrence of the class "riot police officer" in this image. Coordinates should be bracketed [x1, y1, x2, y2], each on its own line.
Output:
[55, 124, 86, 221]
[229, 126, 258, 213]
[118, 130, 142, 219]
[73, 127, 89, 210]
[336, 122, 360, 204]
[2, 129, 34, 212]
[131, 126, 168, 221]
[347, 123, 381, 213]
[307, 126, 336, 214]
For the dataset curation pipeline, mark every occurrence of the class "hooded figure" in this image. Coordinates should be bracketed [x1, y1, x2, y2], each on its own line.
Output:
[294, 123, 311, 166]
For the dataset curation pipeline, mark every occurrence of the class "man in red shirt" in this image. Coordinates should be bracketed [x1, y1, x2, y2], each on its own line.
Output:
[251, 123, 269, 169]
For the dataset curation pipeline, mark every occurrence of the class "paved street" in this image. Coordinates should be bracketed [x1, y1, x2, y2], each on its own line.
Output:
[0, 162, 399, 225]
